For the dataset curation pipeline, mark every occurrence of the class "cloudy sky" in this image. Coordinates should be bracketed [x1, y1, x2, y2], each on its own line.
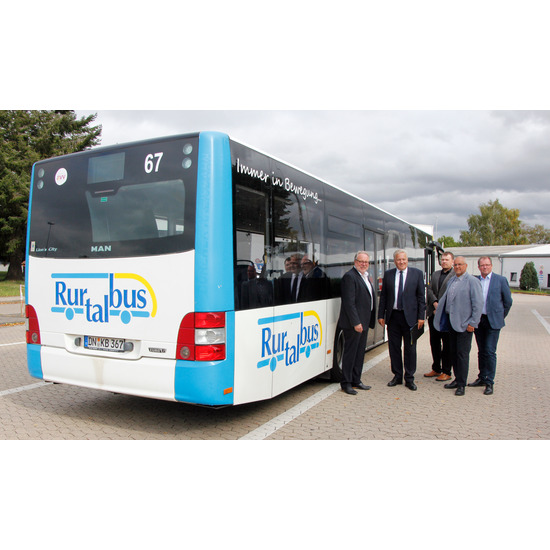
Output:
[75, 110, 550, 240]
[8, 2, 549, 242]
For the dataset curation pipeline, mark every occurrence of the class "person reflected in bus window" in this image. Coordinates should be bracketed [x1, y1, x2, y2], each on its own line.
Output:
[337, 251, 376, 395]
[275, 253, 302, 304]
[298, 254, 329, 302]
[240, 263, 273, 309]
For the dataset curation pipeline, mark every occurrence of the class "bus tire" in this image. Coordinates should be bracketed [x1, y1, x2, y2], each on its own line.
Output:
[330, 328, 344, 382]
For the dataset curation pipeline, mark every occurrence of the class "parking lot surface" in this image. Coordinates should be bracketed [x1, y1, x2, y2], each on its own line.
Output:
[1, 293, 549, 440]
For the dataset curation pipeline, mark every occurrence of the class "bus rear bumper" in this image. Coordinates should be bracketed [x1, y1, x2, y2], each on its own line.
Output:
[36, 346, 178, 402]
[27, 345, 236, 406]
[174, 359, 234, 406]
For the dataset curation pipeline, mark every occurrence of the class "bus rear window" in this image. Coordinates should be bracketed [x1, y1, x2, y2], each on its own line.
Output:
[28, 136, 198, 259]
[86, 180, 185, 243]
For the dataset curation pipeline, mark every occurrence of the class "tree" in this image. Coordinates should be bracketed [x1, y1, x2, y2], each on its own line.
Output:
[520, 261, 539, 291]
[520, 223, 550, 244]
[0, 111, 101, 279]
[459, 199, 528, 246]
[437, 235, 460, 248]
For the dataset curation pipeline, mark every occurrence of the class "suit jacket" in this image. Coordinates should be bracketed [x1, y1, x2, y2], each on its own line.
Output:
[426, 269, 453, 318]
[478, 273, 513, 330]
[434, 272, 483, 332]
[378, 267, 426, 328]
[338, 267, 376, 330]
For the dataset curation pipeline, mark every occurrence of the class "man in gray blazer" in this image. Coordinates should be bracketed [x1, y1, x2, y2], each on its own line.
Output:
[469, 256, 513, 395]
[434, 256, 484, 396]
[424, 252, 454, 381]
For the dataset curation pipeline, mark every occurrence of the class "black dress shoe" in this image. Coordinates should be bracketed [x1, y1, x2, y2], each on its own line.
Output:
[405, 381, 417, 391]
[455, 386, 465, 396]
[387, 377, 403, 387]
[484, 384, 494, 395]
[342, 385, 358, 395]
[353, 382, 372, 390]
[468, 378, 485, 387]
[444, 380, 458, 389]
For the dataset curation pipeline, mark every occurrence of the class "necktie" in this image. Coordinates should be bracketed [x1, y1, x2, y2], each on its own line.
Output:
[291, 275, 297, 302]
[397, 270, 404, 309]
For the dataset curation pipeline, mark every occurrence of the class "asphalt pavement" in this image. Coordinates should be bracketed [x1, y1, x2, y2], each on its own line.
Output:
[1, 292, 550, 440]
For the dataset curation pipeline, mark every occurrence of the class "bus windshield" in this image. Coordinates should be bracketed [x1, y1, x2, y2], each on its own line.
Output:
[28, 135, 198, 259]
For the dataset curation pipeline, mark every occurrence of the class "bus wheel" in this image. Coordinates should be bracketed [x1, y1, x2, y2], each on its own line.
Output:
[330, 328, 344, 382]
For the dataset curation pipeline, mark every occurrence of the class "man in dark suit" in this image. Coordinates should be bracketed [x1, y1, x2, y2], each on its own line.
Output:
[337, 251, 376, 395]
[424, 252, 454, 381]
[378, 249, 426, 391]
[469, 256, 513, 395]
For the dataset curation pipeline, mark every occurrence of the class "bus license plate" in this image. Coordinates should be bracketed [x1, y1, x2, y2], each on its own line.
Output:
[84, 336, 125, 352]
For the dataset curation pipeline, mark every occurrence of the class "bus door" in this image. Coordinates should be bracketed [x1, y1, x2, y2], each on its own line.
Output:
[233, 184, 276, 404]
[364, 228, 386, 347]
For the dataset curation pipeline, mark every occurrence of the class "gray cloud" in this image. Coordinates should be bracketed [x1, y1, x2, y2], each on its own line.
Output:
[76, 110, 550, 239]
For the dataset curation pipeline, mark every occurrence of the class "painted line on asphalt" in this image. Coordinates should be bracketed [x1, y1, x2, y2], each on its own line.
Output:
[0, 381, 52, 398]
[239, 350, 389, 440]
[532, 309, 550, 335]
[0, 341, 25, 347]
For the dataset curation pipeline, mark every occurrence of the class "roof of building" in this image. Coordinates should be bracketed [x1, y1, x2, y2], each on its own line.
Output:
[444, 244, 545, 257]
[499, 244, 550, 257]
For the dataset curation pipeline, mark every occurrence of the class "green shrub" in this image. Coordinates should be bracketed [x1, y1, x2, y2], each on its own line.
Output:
[520, 261, 539, 291]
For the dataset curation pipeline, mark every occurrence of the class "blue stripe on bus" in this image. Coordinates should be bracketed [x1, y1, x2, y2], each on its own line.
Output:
[194, 132, 234, 312]
[27, 344, 43, 379]
[51, 273, 109, 279]
[25, 165, 35, 304]
[258, 313, 301, 325]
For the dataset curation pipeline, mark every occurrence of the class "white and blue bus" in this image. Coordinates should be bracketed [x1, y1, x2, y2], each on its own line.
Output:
[25, 131, 434, 406]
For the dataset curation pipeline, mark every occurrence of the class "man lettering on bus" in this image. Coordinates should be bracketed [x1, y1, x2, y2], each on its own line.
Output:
[378, 249, 426, 391]
[469, 256, 513, 395]
[337, 251, 376, 395]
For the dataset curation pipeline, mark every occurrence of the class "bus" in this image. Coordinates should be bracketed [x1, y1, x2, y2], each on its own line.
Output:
[25, 131, 435, 407]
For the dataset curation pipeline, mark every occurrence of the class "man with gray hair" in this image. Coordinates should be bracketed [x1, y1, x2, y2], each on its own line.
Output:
[337, 251, 376, 395]
[434, 256, 484, 396]
[378, 249, 426, 391]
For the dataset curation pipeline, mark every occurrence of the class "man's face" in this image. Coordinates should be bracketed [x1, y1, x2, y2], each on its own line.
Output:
[289, 256, 300, 274]
[453, 257, 467, 277]
[478, 258, 493, 278]
[440, 254, 454, 271]
[394, 252, 408, 271]
[354, 254, 370, 275]
[301, 257, 314, 275]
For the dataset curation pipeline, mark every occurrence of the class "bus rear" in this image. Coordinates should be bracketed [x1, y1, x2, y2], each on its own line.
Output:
[26, 132, 236, 406]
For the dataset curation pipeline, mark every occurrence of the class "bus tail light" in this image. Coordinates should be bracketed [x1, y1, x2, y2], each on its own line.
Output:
[177, 312, 226, 361]
[25, 304, 41, 344]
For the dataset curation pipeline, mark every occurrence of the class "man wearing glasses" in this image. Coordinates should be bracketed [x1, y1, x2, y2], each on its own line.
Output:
[337, 251, 376, 395]
[433, 256, 484, 396]
[469, 256, 513, 395]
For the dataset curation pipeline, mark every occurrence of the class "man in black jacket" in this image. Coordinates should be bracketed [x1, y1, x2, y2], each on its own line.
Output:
[424, 252, 454, 381]
[337, 251, 376, 395]
[378, 249, 426, 391]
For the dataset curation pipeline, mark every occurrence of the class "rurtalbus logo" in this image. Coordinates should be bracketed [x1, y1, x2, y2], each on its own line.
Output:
[257, 311, 322, 372]
[51, 273, 157, 324]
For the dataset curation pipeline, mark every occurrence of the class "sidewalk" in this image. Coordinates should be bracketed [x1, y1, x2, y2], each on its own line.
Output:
[0, 297, 25, 326]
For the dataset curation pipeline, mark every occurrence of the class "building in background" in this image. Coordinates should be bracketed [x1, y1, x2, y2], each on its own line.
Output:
[445, 244, 550, 289]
